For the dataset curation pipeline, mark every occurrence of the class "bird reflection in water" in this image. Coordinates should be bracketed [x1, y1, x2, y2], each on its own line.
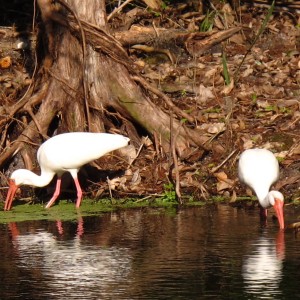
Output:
[9, 216, 84, 240]
[55, 216, 84, 237]
[8, 216, 85, 266]
[7, 215, 132, 298]
[242, 230, 285, 298]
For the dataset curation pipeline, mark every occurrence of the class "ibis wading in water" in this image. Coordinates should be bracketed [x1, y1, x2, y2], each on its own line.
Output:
[238, 148, 284, 229]
[4, 132, 130, 211]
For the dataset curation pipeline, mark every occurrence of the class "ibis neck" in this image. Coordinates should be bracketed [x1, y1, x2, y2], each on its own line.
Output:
[255, 188, 270, 208]
[25, 170, 55, 188]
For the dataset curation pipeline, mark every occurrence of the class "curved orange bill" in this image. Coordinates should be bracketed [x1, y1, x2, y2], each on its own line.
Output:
[4, 179, 18, 211]
[273, 198, 284, 230]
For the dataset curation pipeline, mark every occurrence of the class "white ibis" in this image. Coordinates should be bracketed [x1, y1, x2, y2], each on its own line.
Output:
[4, 132, 130, 210]
[238, 148, 284, 229]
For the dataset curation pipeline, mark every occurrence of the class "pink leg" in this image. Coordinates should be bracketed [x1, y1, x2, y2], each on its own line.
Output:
[74, 177, 83, 208]
[45, 178, 62, 209]
[77, 217, 84, 237]
[56, 220, 63, 235]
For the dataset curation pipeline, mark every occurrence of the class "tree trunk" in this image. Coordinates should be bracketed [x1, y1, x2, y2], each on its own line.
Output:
[0, 0, 217, 168]
[0, 0, 224, 201]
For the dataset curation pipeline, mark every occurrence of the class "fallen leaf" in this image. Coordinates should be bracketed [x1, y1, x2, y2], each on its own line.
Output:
[243, 139, 254, 149]
[0, 56, 11, 69]
[197, 84, 215, 103]
[214, 171, 228, 181]
[215, 172, 234, 192]
[230, 190, 237, 202]
[222, 79, 234, 95]
[142, 0, 161, 10]
[217, 181, 232, 192]
[198, 122, 225, 134]
[131, 169, 141, 186]
[242, 66, 254, 77]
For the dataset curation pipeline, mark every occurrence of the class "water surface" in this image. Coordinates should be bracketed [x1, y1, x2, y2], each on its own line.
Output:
[0, 204, 299, 299]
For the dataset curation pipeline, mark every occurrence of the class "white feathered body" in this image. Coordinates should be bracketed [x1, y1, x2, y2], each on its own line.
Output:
[11, 132, 130, 187]
[37, 132, 129, 175]
[238, 148, 280, 208]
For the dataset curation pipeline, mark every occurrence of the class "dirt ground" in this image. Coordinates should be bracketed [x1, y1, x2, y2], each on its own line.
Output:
[1, 1, 300, 205]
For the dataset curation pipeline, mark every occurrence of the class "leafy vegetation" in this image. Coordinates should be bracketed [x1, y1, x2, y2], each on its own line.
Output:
[159, 183, 177, 203]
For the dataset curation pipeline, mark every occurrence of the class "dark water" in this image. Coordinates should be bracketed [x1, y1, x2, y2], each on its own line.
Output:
[0, 204, 299, 300]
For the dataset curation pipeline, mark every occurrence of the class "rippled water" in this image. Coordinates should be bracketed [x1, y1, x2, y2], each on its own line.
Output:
[0, 204, 299, 299]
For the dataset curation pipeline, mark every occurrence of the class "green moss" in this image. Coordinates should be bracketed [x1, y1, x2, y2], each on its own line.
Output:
[0, 198, 191, 223]
[0, 195, 264, 224]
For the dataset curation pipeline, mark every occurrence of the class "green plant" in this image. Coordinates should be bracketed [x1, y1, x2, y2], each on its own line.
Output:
[222, 52, 230, 86]
[181, 89, 187, 96]
[160, 183, 176, 203]
[265, 105, 276, 111]
[150, 10, 161, 17]
[276, 156, 284, 163]
[251, 135, 261, 143]
[251, 93, 257, 103]
[180, 118, 188, 124]
[211, 196, 227, 203]
[279, 107, 291, 114]
[200, 11, 214, 32]
[161, 0, 169, 10]
[205, 107, 222, 113]
[208, 163, 215, 169]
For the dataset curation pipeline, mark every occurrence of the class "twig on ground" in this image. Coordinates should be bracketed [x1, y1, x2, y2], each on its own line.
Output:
[107, 0, 134, 21]
[210, 149, 237, 174]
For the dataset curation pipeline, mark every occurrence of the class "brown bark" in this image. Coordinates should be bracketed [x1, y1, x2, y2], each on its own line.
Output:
[65, 0, 215, 153]
[113, 25, 213, 47]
